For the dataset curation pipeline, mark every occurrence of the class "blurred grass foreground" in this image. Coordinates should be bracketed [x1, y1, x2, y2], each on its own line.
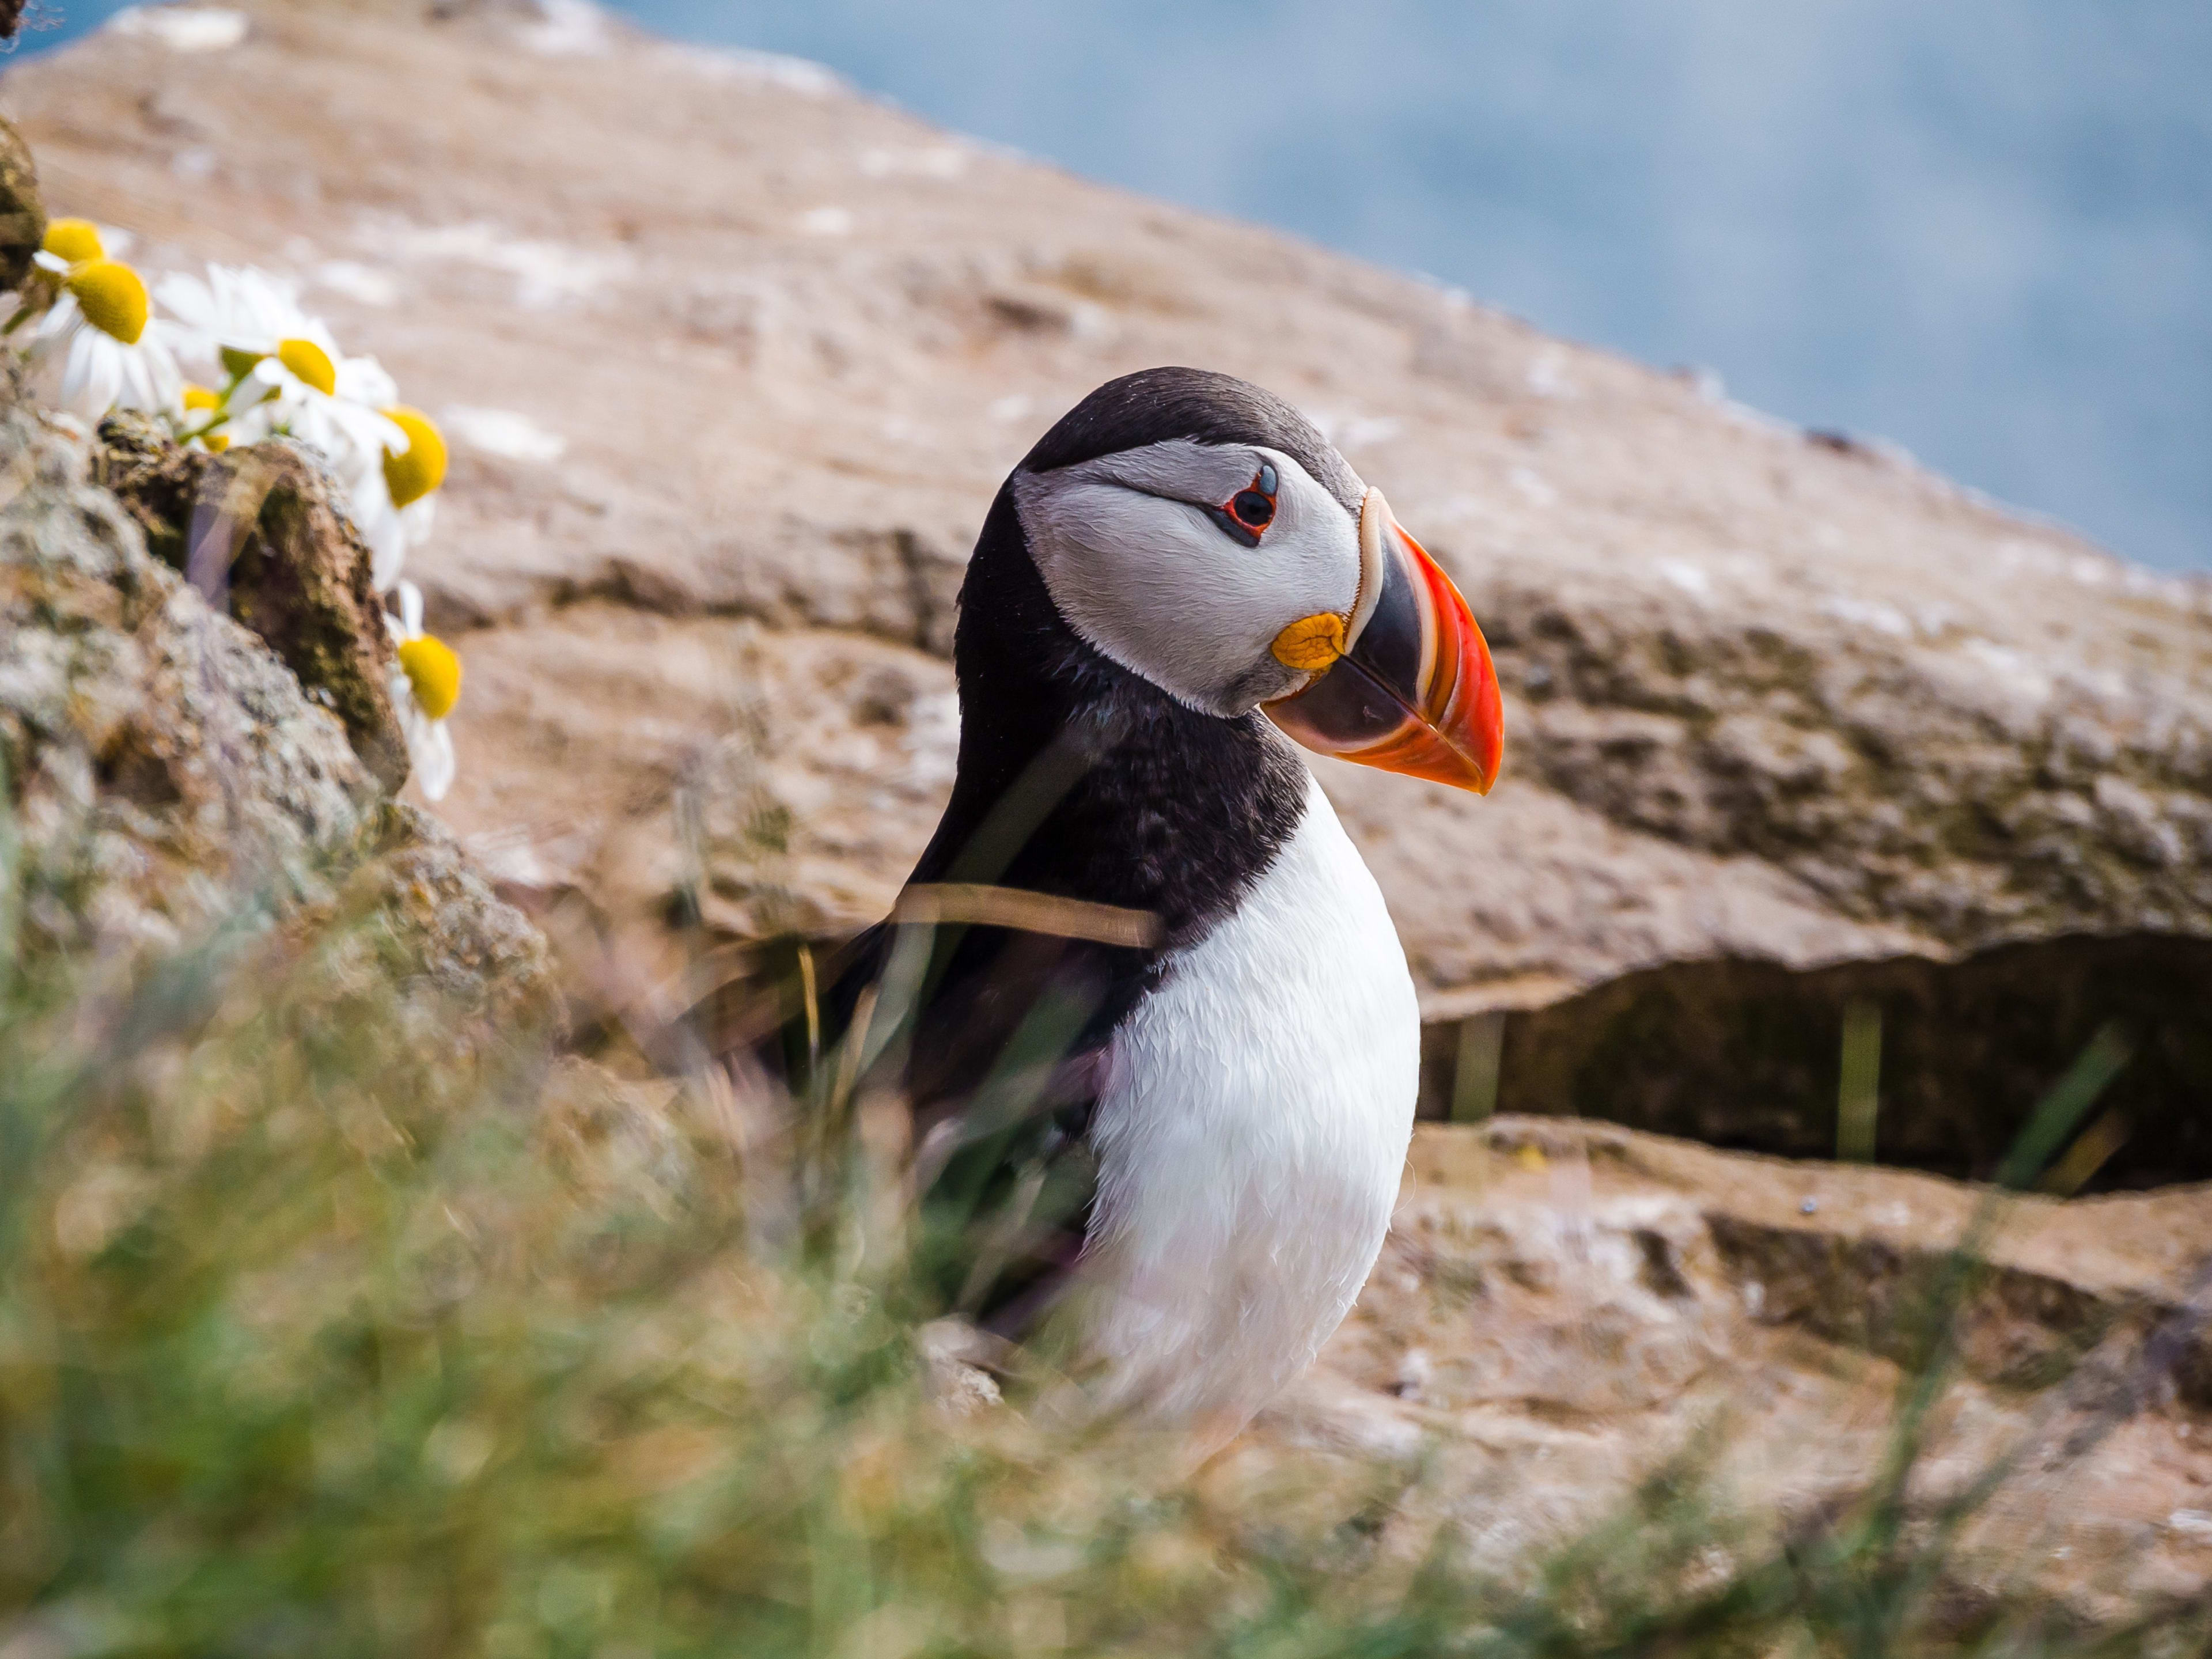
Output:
[5, 831, 2209, 1658]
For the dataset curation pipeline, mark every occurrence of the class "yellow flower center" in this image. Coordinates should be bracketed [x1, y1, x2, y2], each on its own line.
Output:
[65, 260, 149, 345]
[41, 218, 105, 265]
[399, 635, 462, 721]
[380, 406, 448, 509]
[275, 336, 337, 396]
[183, 383, 221, 412]
[204, 433, 230, 453]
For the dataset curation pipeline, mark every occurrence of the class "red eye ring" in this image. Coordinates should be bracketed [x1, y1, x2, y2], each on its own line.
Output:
[1208, 464, 1279, 547]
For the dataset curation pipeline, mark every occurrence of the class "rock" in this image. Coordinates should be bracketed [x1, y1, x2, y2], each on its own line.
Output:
[93, 414, 411, 793]
[324, 798, 561, 1042]
[1262, 1118, 2212, 1629]
[915, 1319, 1014, 1419]
[1, 383, 373, 960]
[14, 2, 2205, 1155]
[0, 115, 43, 291]
[0, 366, 552, 1041]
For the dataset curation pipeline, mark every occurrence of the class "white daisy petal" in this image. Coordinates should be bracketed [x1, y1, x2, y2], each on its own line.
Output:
[414, 719, 456, 801]
[335, 352, 399, 408]
[79, 338, 122, 421]
[161, 263, 335, 371]
[32, 290, 80, 345]
[118, 345, 150, 410]
[58, 326, 96, 412]
[118, 332, 181, 415]
[363, 496, 409, 592]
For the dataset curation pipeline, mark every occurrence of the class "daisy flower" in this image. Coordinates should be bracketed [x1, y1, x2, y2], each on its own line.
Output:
[242, 331, 406, 464]
[353, 400, 447, 593]
[154, 263, 328, 381]
[156, 263, 397, 460]
[146, 263, 452, 593]
[23, 220, 181, 421]
[160, 266, 448, 581]
[179, 384, 232, 452]
[384, 578, 461, 801]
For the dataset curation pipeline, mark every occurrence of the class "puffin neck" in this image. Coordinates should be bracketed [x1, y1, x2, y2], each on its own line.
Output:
[913, 484, 1309, 950]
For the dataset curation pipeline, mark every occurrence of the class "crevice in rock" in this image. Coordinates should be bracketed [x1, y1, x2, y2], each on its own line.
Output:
[1418, 934, 2212, 1192]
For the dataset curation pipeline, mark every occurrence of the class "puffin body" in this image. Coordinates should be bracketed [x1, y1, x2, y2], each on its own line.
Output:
[770, 368, 1503, 1432]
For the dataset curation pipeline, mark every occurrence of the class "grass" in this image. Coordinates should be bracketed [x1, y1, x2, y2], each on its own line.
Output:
[1, 849, 2209, 1658]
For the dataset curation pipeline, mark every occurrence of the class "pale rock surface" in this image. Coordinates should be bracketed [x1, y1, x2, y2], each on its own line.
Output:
[1259, 1120, 2212, 1629]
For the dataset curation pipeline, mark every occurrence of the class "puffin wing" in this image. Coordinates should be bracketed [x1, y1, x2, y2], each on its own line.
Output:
[747, 911, 1157, 1338]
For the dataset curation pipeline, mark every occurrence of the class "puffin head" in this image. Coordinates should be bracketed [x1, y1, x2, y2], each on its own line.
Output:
[1003, 366, 1503, 793]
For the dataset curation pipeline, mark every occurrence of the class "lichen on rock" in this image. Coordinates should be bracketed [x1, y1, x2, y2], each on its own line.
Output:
[93, 411, 411, 793]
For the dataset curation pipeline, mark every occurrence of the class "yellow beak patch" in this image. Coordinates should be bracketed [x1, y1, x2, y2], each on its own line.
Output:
[1270, 611, 1347, 672]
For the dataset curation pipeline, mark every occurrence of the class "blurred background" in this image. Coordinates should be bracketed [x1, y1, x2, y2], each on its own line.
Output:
[26, 0, 2207, 572]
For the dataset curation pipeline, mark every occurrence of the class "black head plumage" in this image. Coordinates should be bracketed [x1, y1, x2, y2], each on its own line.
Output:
[1016, 365, 1364, 516]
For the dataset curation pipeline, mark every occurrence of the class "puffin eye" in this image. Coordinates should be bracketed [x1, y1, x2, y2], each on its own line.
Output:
[1205, 467, 1279, 548]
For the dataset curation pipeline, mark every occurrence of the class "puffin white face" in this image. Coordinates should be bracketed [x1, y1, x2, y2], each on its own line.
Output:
[1011, 439, 1361, 716]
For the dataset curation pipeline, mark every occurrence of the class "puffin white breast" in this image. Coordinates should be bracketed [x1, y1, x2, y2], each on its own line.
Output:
[1077, 771, 1419, 1426]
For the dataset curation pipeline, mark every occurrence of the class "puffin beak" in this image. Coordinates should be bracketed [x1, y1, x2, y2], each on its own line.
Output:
[1264, 488, 1504, 794]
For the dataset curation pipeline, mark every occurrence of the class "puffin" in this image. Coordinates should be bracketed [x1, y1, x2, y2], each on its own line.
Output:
[757, 366, 1503, 1434]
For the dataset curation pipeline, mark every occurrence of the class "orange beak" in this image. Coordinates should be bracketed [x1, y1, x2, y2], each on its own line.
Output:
[1264, 488, 1504, 793]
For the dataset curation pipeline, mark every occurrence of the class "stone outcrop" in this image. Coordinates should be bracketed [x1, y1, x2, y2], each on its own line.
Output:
[0, 367, 552, 1039]
[0, 115, 42, 292]
[1431, 933, 2212, 1187]
[93, 414, 412, 793]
